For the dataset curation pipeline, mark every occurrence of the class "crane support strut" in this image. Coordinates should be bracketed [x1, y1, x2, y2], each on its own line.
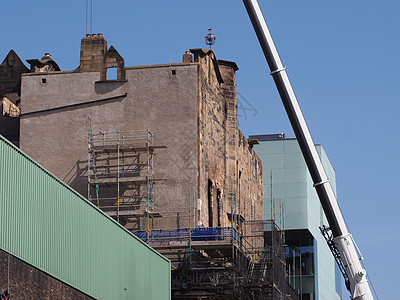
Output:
[270, 67, 286, 75]
[242, 0, 374, 299]
[313, 179, 330, 187]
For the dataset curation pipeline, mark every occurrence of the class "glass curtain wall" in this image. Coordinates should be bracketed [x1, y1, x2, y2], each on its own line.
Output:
[285, 229, 316, 300]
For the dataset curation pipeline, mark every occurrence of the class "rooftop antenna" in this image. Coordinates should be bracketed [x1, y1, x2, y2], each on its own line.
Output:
[85, 0, 93, 34]
[205, 28, 216, 49]
[91, 0, 93, 34]
[85, 0, 88, 34]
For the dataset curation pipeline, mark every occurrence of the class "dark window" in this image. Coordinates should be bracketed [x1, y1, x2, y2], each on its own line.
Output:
[217, 188, 221, 227]
[302, 294, 311, 300]
[285, 230, 316, 298]
[41, 78, 46, 84]
[208, 179, 213, 227]
[171, 70, 176, 75]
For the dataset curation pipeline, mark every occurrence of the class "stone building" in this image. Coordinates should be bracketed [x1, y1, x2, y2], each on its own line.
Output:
[19, 34, 263, 232]
[0, 50, 61, 146]
[26, 53, 60, 73]
[4, 34, 300, 299]
[0, 50, 28, 101]
[0, 50, 28, 146]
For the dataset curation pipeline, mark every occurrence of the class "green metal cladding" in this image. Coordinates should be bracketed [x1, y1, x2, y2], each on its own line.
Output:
[0, 135, 170, 300]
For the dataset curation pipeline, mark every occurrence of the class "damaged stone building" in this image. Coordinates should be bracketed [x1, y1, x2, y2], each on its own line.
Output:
[19, 34, 264, 231]
[0, 50, 61, 146]
[1, 34, 298, 299]
[0, 50, 27, 146]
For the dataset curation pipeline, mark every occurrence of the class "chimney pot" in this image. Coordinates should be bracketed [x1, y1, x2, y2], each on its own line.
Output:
[86, 33, 91, 37]
[98, 33, 103, 37]
[182, 50, 193, 63]
[92, 33, 97, 37]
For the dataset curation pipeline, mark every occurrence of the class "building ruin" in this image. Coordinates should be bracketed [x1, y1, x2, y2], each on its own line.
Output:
[1, 34, 298, 299]
[19, 34, 264, 232]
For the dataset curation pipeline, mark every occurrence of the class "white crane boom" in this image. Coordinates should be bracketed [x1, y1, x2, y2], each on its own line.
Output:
[241, 0, 373, 299]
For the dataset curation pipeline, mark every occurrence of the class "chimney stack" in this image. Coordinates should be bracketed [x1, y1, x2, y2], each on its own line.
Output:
[79, 34, 107, 74]
[182, 50, 193, 63]
[78, 34, 125, 81]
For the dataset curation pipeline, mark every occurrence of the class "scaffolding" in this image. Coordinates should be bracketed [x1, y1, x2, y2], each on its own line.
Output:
[87, 125, 165, 228]
[133, 191, 298, 300]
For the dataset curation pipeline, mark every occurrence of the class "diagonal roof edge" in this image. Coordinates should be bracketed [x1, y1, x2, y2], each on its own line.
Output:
[0, 50, 29, 71]
[189, 48, 224, 84]
[218, 59, 239, 72]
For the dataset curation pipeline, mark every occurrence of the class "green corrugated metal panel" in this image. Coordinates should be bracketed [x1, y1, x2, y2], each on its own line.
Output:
[0, 135, 171, 300]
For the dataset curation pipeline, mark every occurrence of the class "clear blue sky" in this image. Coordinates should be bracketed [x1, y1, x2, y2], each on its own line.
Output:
[3, 1, 399, 298]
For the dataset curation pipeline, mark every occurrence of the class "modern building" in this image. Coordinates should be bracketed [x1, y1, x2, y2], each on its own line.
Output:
[0, 134, 171, 299]
[250, 134, 342, 300]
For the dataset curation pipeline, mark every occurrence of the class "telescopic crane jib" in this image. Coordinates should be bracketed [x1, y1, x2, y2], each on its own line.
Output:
[241, 0, 374, 299]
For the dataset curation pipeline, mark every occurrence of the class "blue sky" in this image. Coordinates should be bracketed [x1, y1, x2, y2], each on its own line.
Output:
[3, 1, 399, 298]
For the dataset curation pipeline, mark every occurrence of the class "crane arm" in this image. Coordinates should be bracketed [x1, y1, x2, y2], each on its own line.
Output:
[241, 0, 373, 299]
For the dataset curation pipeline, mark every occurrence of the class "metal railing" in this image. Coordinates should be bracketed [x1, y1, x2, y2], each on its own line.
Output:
[133, 227, 240, 245]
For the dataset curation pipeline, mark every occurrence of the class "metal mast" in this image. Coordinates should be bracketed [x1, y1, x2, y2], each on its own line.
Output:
[242, 0, 373, 299]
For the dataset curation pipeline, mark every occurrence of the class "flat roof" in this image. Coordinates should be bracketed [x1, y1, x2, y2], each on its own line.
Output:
[248, 133, 287, 141]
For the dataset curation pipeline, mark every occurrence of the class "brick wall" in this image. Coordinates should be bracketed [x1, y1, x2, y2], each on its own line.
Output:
[0, 249, 93, 300]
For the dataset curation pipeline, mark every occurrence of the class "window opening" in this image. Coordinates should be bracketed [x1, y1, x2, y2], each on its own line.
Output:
[107, 67, 118, 80]
[217, 188, 221, 227]
[208, 179, 213, 227]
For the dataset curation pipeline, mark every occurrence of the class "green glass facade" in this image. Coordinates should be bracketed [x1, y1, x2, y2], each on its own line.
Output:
[252, 135, 342, 300]
[0, 134, 171, 300]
